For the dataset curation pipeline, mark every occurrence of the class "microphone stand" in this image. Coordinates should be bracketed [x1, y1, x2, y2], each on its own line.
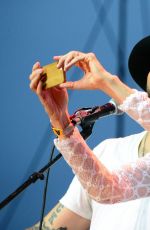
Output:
[0, 153, 62, 210]
[0, 120, 95, 210]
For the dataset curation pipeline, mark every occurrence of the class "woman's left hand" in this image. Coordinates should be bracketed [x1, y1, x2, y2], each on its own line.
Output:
[53, 51, 111, 91]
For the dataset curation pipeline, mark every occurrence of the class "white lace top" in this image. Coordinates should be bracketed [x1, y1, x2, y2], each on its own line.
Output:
[54, 91, 150, 204]
[119, 90, 150, 131]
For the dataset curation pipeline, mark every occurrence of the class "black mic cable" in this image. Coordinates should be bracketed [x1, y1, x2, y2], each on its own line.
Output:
[39, 144, 55, 230]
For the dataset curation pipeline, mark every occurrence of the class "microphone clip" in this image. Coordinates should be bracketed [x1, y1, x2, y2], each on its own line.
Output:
[70, 106, 99, 126]
[70, 107, 97, 140]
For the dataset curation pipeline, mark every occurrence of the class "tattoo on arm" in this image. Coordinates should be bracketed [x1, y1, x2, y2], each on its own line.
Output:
[54, 228, 67, 230]
[30, 224, 67, 230]
[48, 203, 64, 225]
[29, 204, 67, 230]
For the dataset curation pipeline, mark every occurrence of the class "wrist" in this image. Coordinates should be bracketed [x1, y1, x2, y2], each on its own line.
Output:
[52, 122, 75, 140]
[96, 71, 114, 90]
[50, 110, 75, 140]
[50, 111, 71, 130]
[60, 112, 71, 130]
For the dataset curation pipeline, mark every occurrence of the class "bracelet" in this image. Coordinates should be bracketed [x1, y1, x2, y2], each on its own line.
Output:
[52, 122, 75, 138]
[52, 128, 63, 137]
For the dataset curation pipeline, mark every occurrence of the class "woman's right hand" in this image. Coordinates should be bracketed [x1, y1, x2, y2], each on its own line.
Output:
[29, 62, 70, 130]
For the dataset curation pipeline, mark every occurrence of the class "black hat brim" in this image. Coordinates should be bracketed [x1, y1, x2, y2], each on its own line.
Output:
[128, 36, 150, 91]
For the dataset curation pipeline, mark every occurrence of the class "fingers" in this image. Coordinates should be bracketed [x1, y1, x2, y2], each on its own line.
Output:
[32, 61, 41, 71]
[29, 68, 43, 92]
[59, 81, 74, 89]
[36, 80, 43, 96]
[56, 55, 68, 69]
[54, 52, 97, 72]
[29, 68, 43, 80]
[64, 55, 84, 71]
[29, 61, 44, 92]
[54, 51, 84, 71]
[53, 55, 62, 61]
[63, 55, 75, 71]
[59, 80, 82, 90]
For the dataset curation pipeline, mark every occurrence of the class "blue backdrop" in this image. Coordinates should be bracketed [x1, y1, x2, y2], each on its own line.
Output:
[0, 0, 150, 229]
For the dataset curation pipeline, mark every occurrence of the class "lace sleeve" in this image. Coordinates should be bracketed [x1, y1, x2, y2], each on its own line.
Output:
[119, 90, 150, 131]
[54, 128, 150, 204]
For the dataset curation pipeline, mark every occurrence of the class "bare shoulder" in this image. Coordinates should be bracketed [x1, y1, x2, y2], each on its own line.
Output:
[26, 202, 90, 230]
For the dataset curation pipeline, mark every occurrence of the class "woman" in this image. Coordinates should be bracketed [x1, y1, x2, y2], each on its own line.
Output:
[29, 36, 150, 203]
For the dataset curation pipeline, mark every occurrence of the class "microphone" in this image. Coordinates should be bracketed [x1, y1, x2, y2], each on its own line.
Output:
[70, 100, 123, 127]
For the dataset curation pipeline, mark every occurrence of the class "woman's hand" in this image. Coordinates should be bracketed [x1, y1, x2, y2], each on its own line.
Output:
[53, 51, 112, 90]
[29, 62, 70, 129]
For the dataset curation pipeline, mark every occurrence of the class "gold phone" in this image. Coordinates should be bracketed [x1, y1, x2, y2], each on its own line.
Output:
[42, 62, 66, 89]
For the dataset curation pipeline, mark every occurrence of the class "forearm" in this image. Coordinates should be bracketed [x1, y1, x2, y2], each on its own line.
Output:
[99, 74, 150, 130]
[26, 203, 66, 230]
[119, 90, 150, 131]
[55, 128, 122, 204]
[98, 73, 134, 104]
[55, 128, 150, 204]
[26, 202, 90, 230]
